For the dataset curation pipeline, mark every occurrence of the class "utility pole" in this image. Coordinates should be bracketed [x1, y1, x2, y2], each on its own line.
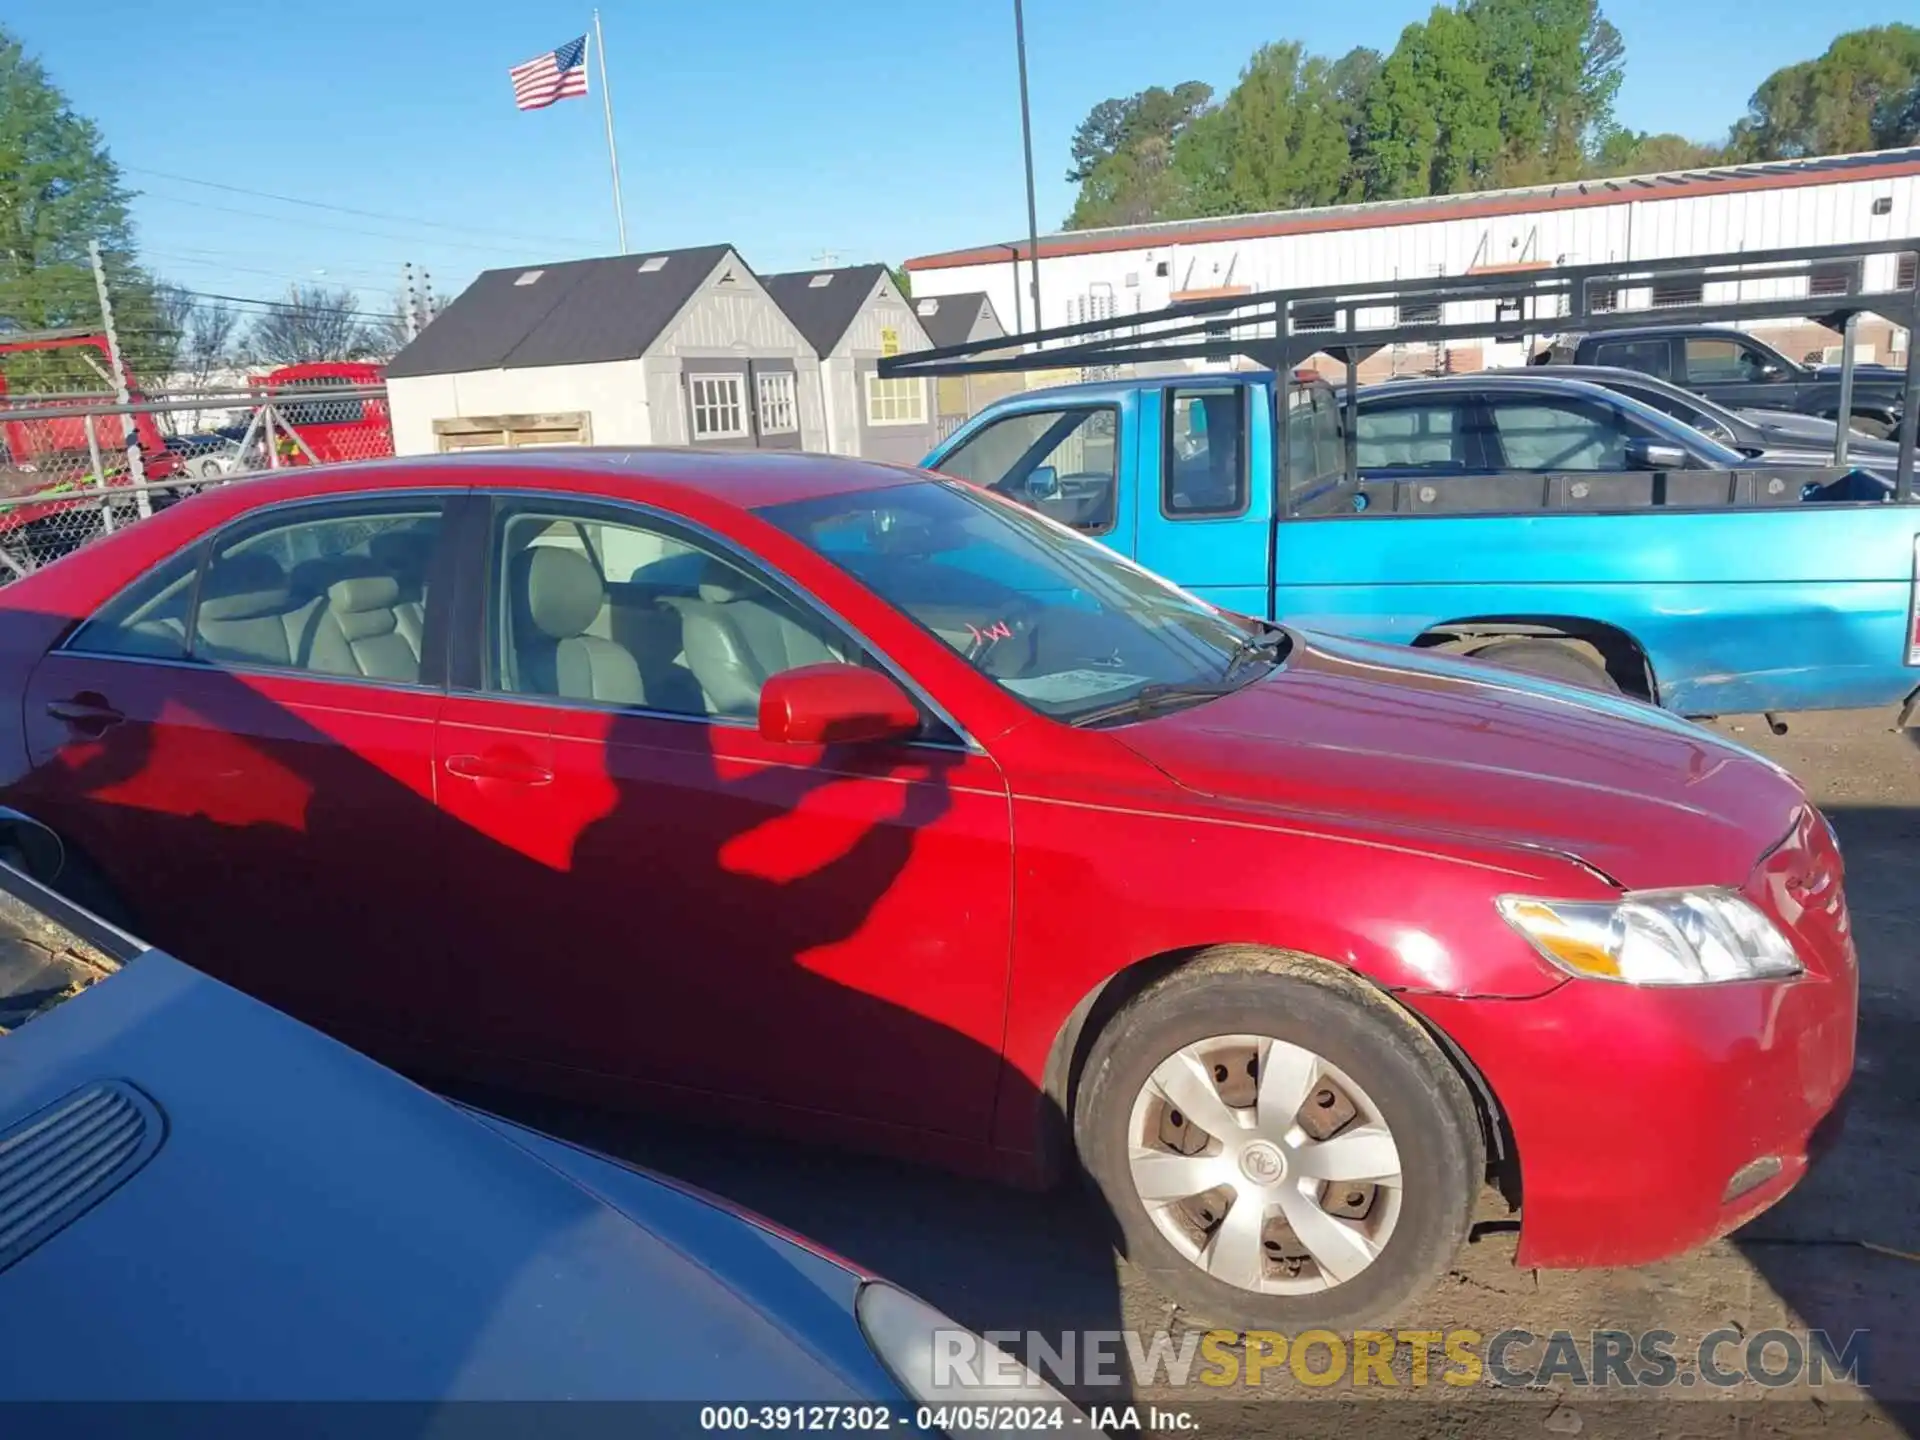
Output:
[420, 270, 436, 325]
[1013, 0, 1043, 331]
[402, 262, 420, 342]
[89, 240, 150, 518]
[811, 249, 843, 269]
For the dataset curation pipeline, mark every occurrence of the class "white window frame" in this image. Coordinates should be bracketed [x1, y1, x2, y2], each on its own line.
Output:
[864, 375, 926, 427]
[756, 370, 798, 434]
[688, 373, 749, 440]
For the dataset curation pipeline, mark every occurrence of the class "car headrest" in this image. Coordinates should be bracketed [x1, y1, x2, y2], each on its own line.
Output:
[199, 552, 291, 622]
[697, 560, 760, 604]
[515, 547, 604, 639]
[329, 574, 402, 614]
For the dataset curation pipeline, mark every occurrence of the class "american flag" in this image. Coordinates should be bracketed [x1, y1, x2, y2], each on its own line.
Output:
[511, 35, 589, 111]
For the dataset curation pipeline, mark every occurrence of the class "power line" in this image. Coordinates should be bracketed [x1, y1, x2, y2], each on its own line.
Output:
[126, 165, 607, 249]
[133, 192, 568, 257]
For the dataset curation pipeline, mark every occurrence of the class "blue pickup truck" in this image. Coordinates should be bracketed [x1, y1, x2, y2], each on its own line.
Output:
[893, 239, 1920, 720]
[919, 368, 1920, 719]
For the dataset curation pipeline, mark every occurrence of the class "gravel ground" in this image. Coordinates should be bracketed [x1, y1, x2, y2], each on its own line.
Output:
[466, 708, 1920, 1436]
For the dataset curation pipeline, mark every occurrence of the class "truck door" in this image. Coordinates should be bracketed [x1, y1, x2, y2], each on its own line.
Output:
[1131, 380, 1273, 617]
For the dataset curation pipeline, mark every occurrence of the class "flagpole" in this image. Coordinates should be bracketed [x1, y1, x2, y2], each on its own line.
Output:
[592, 9, 629, 253]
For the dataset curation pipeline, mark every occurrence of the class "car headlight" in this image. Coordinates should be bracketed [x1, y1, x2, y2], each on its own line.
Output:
[856, 1280, 1091, 1421]
[1497, 888, 1803, 985]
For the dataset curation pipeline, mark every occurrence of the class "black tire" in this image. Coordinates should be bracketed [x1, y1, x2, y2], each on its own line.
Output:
[1073, 951, 1483, 1332]
[1467, 637, 1620, 693]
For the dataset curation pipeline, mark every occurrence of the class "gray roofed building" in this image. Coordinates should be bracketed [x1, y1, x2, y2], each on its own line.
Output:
[762, 264, 891, 359]
[910, 292, 1004, 351]
[384, 244, 828, 456]
[385, 245, 734, 378]
[762, 265, 937, 464]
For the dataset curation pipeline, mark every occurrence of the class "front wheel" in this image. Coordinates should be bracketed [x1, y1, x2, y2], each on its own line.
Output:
[1074, 956, 1483, 1331]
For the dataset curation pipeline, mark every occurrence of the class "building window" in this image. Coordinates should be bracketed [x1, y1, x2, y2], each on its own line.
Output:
[1652, 277, 1703, 308]
[1809, 261, 1859, 299]
[865, 375, 926, 426]
[756, 371, 798, 434]
[689, 374, 748, 440]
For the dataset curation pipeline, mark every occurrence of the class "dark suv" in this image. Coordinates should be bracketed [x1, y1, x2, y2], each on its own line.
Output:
[1535, 324, 1908, 439]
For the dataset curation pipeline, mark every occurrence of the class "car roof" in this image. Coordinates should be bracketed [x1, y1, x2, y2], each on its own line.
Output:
[199, 447, 932, 513]
[1491, 363, 1690, 391]
[1562, 324, 1745, 342]
[1356, 373, 1628, 403]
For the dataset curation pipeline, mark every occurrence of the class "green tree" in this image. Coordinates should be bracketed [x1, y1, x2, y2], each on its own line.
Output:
[1327, 47, 1385, 199]
[1729, 24, 1920, 160]
[1207, 43, 1354, 213]
[0, 27, 169, 388]
[1589, 128, 1722, 176]
[1067, 135, 1190, 228]
[1458, 0, 1624, 185]
[1362, 7, 1503, 199]
[887, 264, 912, 300]
[1063, 82, 1215, 226]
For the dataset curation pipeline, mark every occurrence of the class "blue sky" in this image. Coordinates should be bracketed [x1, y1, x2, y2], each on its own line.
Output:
[8, 0, 1910, 313]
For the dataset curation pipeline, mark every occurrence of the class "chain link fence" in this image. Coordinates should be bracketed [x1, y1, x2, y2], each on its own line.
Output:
[0, 385, 393, 580]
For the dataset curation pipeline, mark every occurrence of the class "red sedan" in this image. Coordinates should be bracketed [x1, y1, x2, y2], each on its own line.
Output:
[0, 450, 1855, 1330]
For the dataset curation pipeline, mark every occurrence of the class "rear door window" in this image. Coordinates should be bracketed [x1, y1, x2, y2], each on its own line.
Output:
[1354, 399, 1473, 474]
[1590, 339, 1673, 379]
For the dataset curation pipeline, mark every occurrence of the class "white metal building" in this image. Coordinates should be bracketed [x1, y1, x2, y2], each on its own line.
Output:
[386, 244, 827, 455]
[906, 147, 1920, 376]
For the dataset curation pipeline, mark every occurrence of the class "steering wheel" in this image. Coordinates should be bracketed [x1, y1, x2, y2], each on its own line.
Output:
[964, 601, 1042, 676]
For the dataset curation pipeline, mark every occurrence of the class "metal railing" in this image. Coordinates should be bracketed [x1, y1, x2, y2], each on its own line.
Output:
[0, 385, 394, 580]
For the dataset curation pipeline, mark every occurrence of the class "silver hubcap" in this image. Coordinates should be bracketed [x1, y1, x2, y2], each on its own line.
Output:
[1125, 1034, 1403, 1295]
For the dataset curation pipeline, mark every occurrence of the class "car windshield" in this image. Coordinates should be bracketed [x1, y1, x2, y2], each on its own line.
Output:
[757, 480, 1275, 724]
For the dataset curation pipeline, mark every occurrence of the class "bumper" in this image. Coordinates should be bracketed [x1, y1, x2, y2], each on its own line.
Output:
[1407, 957, 1856, 1270]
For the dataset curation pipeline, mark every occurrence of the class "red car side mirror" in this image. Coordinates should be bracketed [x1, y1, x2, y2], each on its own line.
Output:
[758, 664, 920, 746]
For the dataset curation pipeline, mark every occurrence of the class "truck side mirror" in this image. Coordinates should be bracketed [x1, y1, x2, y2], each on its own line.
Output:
[1024, 465, 1060, 501]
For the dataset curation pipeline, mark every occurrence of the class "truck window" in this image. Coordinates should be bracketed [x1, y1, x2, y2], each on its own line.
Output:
[1354, 400, 1470, 474]
[935, 407, 1118, 534]
[1590, 338, 1673, 379]
[1488, 398, 1630, 471]
[1683, 338, 1776, 384]
[1164, 389, 1247, 517]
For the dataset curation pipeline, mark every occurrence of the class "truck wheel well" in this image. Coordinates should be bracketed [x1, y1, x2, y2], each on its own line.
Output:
[1036, 945, 1520, 1210]
[1413, 617, 1656, 701]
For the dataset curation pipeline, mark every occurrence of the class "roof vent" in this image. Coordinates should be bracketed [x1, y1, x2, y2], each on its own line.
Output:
[916, 298, 939, 315]
[637, 256, 669, 274]
[514, 270, 544, 286]
[0, 1081, 164, 1275]
[808, 274, 834, 288]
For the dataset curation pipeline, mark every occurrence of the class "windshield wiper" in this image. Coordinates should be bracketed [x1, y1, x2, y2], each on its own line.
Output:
[1069, 681, 1248, 729]
[1221, 623, 1292, 680]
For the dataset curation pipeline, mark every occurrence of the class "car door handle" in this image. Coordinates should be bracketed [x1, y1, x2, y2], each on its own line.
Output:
[46, 696, 125, 733]
[444, 751, 554, 786]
